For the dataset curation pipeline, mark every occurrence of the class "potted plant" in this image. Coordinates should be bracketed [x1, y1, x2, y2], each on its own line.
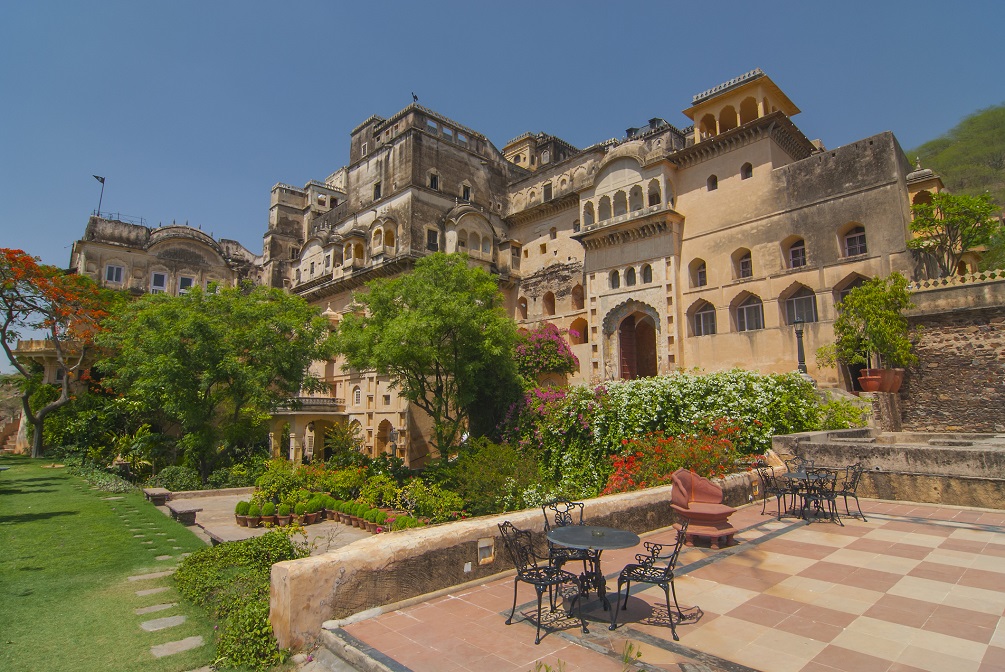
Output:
[337, 501, 351, 525]
[260, 501, 277, 526]
[277, 503, 292, 527]
[235, 501, 250, 527]
[294, 501, 308, 525]
[832, 273, 917, 393]
[246, 503, 262, 528]
[373, 509, 388, 533]
[363, 509, 378, 533]
[325, 496, 339, 521]
[353, 502, 367, 528]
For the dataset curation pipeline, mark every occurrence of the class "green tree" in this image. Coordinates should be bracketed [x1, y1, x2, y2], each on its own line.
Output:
[909, 192, 1001, 277]
[833, 273, 917, 368]
[0, 248, 112, 457]
[98, 284, 332, 482]
[334, 253, 519, 452]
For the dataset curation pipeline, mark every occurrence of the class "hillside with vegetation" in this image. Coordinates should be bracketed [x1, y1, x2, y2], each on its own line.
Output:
[907, 104, 1005, 269]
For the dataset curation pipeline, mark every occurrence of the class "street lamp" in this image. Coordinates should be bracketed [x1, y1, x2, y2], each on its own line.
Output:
[793, 317, 808, 374]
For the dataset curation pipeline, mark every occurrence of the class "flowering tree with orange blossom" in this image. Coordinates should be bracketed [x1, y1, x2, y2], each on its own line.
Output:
[0, 248, 108, 458]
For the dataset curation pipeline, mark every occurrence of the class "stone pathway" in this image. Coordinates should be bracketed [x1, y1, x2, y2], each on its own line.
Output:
[107, 498, 208, 667]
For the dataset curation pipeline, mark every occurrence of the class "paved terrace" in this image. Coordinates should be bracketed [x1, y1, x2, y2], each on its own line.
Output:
[326, 500, 1005, 672]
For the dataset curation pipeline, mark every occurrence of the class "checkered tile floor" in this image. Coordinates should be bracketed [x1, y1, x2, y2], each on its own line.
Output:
[338, 500, 1005, 672]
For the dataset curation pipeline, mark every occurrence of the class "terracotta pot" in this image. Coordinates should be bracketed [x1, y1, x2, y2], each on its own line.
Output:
[858, 370, 882, 392]
[304, 512, 318, 525]
[235, 514, 248, 527]
[338, 513, 350, 525]
[365, 521, 377, 533]
[246, 516, 261, 528]
[277, 515, 292, 527]
[260, 515, 277, 526]
[878, 368, 905, 393]
[327, 509, 339, 521]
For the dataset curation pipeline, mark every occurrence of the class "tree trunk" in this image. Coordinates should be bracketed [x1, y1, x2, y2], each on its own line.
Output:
[30, 419, 44, 459]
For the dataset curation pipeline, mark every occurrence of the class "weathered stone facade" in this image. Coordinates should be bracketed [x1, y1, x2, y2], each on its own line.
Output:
[900, 277, 1005, 432]
[262, 68, 971, 460]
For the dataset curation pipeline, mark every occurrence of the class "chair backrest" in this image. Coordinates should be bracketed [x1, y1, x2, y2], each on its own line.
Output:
[634, 520, 689, 577]
[498, 521, 541, 576]
[671, 468, 724, 509]
[841, 462, 864, 492]
[809, 468, 837, 495]
[756, 466, 778, 491]
[785, 456, 814, 472]
[542, 499, 585, 533]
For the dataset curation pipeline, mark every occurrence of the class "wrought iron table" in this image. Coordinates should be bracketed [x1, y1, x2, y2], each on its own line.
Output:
[546, 525, 640, 610]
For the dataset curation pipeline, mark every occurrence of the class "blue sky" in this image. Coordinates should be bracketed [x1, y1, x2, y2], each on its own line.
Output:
[1, 1, 1003, 269]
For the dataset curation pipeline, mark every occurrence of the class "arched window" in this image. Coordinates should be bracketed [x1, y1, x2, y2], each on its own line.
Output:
[625, 267, 637, 286]
[457, 230, 468, 250]
[690, 259, 707, 288]
[384, 229, 396, 249]
[784, 286, 818, 324]
[629, 185, 644, 211]
[787, 239, 807, 268]
[542, 292, 555, 316]
[707, 175, 718, 191]
[834, 274, 867, 305]
[613, 191, 628, 217]
[470, 232, 481, 254]
[844, 226, 868, 256]
[647, 179, 661, 207]
[719, 105, 738, 133]
[354, 243, 364, 261]
[344, 243, 353, 261]
[734, 249, 753, 279]
[571, 284, 584, 310]
[352, 386, 362, 406]
[739, 97, 758, 125]
[736, 295, 764, 332]
[583, 202, 595, 226]
[598, 196, 612, 221]
[570, 317, 588, 345]
[740, 163, 753, 180]
[699, 113, 717, 138]
[541, 150, 550, 164]
[517, 297, 528, 320]
[481, 236, 491, 254]
[641, 264, 653, 284]
[693, 301, 717, 336]
[610, 270, 620, 289]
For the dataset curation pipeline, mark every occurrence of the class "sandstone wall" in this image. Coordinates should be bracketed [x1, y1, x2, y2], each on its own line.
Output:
[901, 278, 1005, 432]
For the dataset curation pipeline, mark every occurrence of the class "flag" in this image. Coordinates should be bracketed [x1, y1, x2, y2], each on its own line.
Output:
[93, 175, 105, 184]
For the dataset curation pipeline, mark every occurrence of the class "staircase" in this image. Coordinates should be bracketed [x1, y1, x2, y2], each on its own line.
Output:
[1, 417, 20, 454]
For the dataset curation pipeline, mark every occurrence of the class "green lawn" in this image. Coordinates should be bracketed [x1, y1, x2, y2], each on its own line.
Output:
[0, 456, 217, 672]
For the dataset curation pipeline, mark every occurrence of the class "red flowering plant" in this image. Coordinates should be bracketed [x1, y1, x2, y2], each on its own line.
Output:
[601, 417, 743, 495]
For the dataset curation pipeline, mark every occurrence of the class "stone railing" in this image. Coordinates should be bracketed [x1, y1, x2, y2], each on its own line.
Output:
[908, 268, 1005, 292]
[580, 202, 668, 234]
[274, 397, 345, 413]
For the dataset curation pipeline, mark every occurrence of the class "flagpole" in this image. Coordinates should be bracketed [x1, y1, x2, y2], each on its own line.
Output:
[93, 175, 105, 217]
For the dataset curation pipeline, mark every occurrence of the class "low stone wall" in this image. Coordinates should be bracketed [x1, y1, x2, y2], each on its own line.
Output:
[169, 486, 255, 499]
[270, 471, 757, 648]
[774, 429, 1005, 509]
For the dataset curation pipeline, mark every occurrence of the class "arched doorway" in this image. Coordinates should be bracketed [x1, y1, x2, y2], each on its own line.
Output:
[376, 419, 393, 455]
[618, 313, 657, 379]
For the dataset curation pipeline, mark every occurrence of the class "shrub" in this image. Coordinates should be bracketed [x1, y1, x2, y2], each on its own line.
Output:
[261, 502, 276, 516]
[515, 322, 579, 381]
[601, 418, 742, 495]
[425, 437, 541, 516]
[398, 479, 465, 523]
[247, 503, 262, 517]
[235, 501, 251, 516]
[254, 459, 304, 505]
[306, 497, 324, 514]
[294, 502, 307, 516]
[174, 530, 309, 670]
[818, 396, 870, 430]
[147, 465, 202, 492]
[358, 473, 399, 508]
[277, 503, 291, 517]
[65, 462, 138, 493]
[373, 510, 388, 525]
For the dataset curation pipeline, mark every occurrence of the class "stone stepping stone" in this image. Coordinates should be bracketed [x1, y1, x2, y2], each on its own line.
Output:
[180, 553, 191, 558]
[156, 532, 166, 536]
[136, 587, 169, 597]
[127, 570, 174, 582]
[150, 636, 203, 658]
[141, 540, 154, 545]
[129, 528, 142, 532]
[140, 614, 186, 632]
[166, 538, 176, 542]
[155, 555, 173, 561]
[173, 547, 182, 550]
[102, 496, 125, 500]
[135, 602, 177, 615]
[134, 534, 146, 538]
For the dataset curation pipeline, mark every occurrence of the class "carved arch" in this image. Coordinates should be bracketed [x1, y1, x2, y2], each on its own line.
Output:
[603, 299, 661, 336]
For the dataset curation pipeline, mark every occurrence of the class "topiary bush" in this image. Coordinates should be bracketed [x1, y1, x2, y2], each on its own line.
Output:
[261, 502, 276, 517]
[247, 503, 261, 518]
[235, 501, 250, 516]
[277, 503, 291, 517]
[293, 502, 307, 517]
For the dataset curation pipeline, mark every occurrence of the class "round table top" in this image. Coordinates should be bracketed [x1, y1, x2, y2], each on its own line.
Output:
[546, 525, 640, 551]
[780, 470, 832, 481]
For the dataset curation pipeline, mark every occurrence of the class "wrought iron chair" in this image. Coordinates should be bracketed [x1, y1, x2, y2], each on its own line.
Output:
[497, 521, 588, 644]
[610, 520, 690, 640]
[834, 462, 867, 521]
[542, 499, 600, 579]
[756, 466, 794, 519]
[799, 468, 842, 525]
[784, 455, 814, 473]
